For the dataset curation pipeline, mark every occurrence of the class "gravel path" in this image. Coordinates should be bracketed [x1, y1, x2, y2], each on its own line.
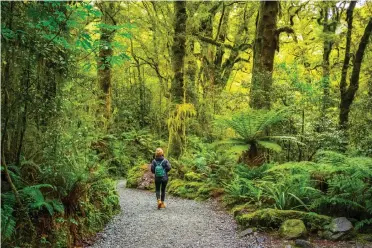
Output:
[89, 180, 270, 248]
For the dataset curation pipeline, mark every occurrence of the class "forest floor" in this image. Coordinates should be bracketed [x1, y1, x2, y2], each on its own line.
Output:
[87, 180, 371, 248]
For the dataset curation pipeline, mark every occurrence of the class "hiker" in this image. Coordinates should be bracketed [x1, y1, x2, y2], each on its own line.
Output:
[151, 148, 171, 209]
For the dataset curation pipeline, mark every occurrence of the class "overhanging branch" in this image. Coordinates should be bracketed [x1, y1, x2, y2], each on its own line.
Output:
[195, 34, 252, 51]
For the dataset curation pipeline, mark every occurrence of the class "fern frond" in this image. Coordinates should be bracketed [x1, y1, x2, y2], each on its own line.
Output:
[228, 145, 250, 154]
[355, 218, 372, 230]
[1, 201, 16, 241]
[257, 140, 282, 152]
[267, 136, 306, 146]
[50, 199, 65, 213]
[30, 201, 54, 215]
[254, 109, 287, 138]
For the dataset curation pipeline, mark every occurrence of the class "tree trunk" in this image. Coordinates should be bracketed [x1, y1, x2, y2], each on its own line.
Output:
[338, 2, 356, 129]
[168, 1, 187, 158]
[339, 6, 372, 130]
[250, 1, 280, 110]
[170, 1, 187, 105]
[97, 2, 118, 123]
[185, 48, 198, 105]
[321, 5, 335, 120]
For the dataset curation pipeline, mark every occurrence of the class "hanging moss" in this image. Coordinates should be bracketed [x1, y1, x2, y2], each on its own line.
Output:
[167, 103, 196, 158]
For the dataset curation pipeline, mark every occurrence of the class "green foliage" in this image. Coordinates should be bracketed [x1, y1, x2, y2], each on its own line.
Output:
[309, 152, 372, 219]
[223, 175, 263, 206]
[222, 109, 288, 143]
[217, 109, 304, 164]
[222, 151, 372, 232]
[2, 0, 372, 245]
[82, 178, 120, 235]
[1, 194, 16, 242]
[167, 179, 205, 199]
[21, 184, 65, 216]
[184, 171, 203, 181]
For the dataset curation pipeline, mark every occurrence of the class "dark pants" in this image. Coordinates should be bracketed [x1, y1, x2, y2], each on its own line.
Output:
[155, 177, 168, 201]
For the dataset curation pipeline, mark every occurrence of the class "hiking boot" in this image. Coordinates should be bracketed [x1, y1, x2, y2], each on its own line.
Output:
[157, 199, 162, 209]
[160, 202, 166, 208]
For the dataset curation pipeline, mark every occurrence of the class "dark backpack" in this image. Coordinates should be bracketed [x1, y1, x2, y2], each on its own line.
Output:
[154, 160, 166, 177]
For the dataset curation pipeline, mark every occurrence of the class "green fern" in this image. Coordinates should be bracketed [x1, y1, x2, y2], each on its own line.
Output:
[1, 192, 16, 241]
[355, 218, 372, 230]
[1, 204, 16, 241]
[216, 109, 304, 165]
[18, 184, 65, 216]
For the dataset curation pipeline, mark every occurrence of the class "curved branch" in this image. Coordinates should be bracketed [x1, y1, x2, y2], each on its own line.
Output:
[195, 34, 252, 51]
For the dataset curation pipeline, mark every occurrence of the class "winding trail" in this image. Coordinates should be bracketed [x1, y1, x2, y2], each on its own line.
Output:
[89, 180, 371, 248]
[89, 180, 271, 248]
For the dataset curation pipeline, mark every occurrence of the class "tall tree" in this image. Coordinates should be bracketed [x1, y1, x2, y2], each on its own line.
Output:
[170, 1, 187, 104]
[319, 3, 341, 120]
[97, 2, 119, 123]
[339, 2, 372, 130]
[168, 1, 188, 158]
[250, 1, 280, 110]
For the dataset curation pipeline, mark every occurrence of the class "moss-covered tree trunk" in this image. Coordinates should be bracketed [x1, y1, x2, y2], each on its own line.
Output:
[97, 2, 118, 123]
[168, 1, 187, 158]
[1, 2, 37, 244]
[170, 1, 187, 105]
[339, 7, 372, 130]
[250, 1, 279, 110]
[321, 5, 336, 121]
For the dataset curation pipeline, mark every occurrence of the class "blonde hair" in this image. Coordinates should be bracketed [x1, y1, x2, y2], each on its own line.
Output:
[155, 148, 164, 158]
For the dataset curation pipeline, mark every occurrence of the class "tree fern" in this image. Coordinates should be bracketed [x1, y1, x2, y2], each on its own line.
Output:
[256, 140, 282, 152]
[217, 109, 303, 165]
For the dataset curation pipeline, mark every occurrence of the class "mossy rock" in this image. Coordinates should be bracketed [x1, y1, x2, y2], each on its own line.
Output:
[126, 164, 148, 188]
[236, 208, 331, 232]
[231, 204, 257, 217]
[320, 217, 355, 241]
[279, 219, 307, 239]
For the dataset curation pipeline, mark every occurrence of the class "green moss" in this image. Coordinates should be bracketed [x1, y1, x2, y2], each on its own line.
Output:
[126, 164, 148, 188]
[279, 219, 307, 239]
[236, 208, 331, 232]
[167, 179, 205, 199]
[231, 203, 257, 217]
[356, 233, 372, 245]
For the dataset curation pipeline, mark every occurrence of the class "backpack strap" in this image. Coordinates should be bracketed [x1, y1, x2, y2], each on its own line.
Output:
[155, 159, 166, 167]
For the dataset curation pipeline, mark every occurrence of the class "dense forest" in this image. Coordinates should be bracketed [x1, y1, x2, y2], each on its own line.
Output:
[1, 1, 372, 247]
